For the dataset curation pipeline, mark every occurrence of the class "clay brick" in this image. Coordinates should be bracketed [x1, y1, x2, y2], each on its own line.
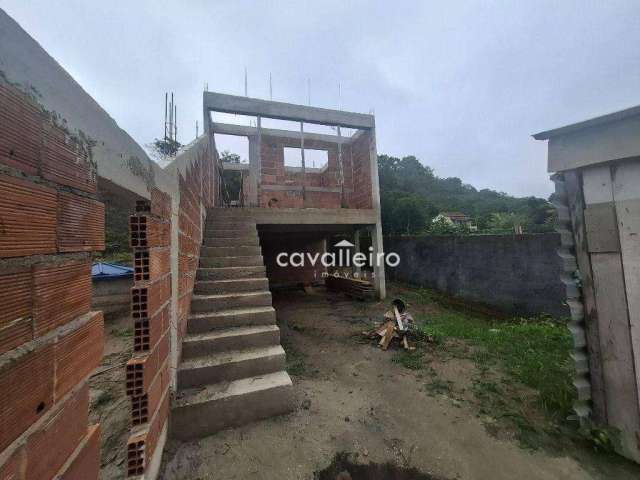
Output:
[151, 188, 172, 220]
[0, 344, 54, 452]
[0, 267, 33, 354]
[130, 215, 170, 248]
[57, 191, 105, 252]
[135, 188, 172, 221]
[25, 384, 89, 480]
[0, 174, 58, 257]
[126, 332, 169, 396]
[0, 444, 25, 480]
[131, 274, 171, 321]
[0, 83, 43, 176]
[33, 260, 91, 337]
[131, 359, 169, 426]
[134, 302, 169, 353]
[133, 247, 170, 282]
[41, 126, 95, 193]
[126, 390, 169, 477]
[54, 312, 104, 399]
[57, 424, 100, 480]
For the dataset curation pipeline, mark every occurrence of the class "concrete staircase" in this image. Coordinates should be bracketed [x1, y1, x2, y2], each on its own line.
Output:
[171, 210, 294, 440]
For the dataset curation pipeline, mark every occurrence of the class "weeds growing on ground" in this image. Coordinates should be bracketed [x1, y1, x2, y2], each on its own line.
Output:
[392, 349, 424, 370]
[419, 309, 575, 419]
[281, 336, 307, 376]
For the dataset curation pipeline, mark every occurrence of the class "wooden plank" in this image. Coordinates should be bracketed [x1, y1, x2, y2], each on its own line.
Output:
[591, 253, 640, 458]
[582, 165, 614, 205]
[584, 203, 620, 253]
[564, 170, 607, 422]
[613, 161, 640, 418]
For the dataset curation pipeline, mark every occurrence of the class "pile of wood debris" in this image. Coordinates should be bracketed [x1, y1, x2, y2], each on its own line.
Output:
[363, 298, 416, 351]
[326, 275, 376, 300]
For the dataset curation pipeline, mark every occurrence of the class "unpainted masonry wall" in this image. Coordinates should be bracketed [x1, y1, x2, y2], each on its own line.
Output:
[0, 81, 104, 480]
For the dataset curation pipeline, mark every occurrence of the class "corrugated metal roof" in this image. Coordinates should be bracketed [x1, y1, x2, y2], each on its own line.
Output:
[92, 262, 133, 280]
[533, 104, 640, 140]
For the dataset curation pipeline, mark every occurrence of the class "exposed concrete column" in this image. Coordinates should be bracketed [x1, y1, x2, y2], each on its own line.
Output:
[353, 229, 362, 277]
[300, 121, 306, 203]
[169, 188, 180, 390]
[370, 224, 386, 299]
[337, 126, 344, 205]
[368, 121, 386, 299]
[248, 135, 259, 206]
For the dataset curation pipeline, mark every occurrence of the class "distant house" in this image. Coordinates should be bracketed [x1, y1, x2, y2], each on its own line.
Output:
[432, 212, 477, 231]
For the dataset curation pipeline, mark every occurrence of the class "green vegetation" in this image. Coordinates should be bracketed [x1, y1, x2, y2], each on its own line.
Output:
[421, 309, 574, 417]
[378, 154, 556, 235]
[111, 327, 133, 338]
[281, 336, 307, 377]
[392, 348, 425, 370]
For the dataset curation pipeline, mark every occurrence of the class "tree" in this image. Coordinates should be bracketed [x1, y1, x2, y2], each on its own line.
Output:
[377, 153, 556, 235]
[220, 150, 241, 163]
[147, 138, 182, 167]
[487, 212, 528, 233]
[427, 216, 463, 235]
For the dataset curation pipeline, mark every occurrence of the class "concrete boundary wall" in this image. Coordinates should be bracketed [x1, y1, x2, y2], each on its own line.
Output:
[385, 234, 569, 318]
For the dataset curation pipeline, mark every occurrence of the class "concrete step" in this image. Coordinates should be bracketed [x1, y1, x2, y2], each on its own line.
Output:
[171, 371, 294, 441]
[191, 291, 272, 313]
[199, 255, 264, 268]
[187, 306, 276, 333]
[201, 245, 262, 258]
[178, 345, 286, 389]
[203, 236, 260, 247]
[196, 266, 266, 281]
[205, 228, 257, 239]
[195, 278, 269, 295]
[181, 325, 281, 358]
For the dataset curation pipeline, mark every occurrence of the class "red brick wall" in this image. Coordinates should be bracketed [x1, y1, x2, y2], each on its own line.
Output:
[0, 81, 103, 479]
[124, 136, 215, 478]
[349, 131, 373, 209]
[126, 187, 172, 477]
[177, 147, 214, 348]
[259, 134, 357, 209]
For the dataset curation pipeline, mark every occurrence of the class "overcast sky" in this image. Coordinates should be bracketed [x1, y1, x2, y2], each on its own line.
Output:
[2, 1, 639, 198]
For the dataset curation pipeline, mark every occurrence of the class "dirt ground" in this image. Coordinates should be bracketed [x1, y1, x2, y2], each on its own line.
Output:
[159, 286, 640, 480]
[89, 311, 131, 480]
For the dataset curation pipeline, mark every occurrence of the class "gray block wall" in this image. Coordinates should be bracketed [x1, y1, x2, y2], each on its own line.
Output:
[384, 233, 569, 318]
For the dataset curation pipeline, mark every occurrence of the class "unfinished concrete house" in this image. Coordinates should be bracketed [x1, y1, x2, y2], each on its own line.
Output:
[169, 94, 387, 441]
[0, 10, 386, 479]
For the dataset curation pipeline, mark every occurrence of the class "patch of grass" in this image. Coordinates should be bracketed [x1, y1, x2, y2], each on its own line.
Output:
[420, 310, 575, 419]
[281, 337, 307, 376]
[111, 327, 133, 337]
[94, 251, 133, 266]
[423, 378, 452, 396]
[392, 349, 424, 370]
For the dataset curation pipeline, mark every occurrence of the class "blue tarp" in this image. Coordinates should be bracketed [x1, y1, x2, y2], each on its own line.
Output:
[92, 262, 134, 280]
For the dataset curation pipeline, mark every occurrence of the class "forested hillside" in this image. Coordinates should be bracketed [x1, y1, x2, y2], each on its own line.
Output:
[378, 155, 555, 235]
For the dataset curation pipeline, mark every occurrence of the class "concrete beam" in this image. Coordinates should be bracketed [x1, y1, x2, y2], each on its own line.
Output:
[221, 162, 250, 171]
[210, 207, 377, 225]
[204, 92, 374, 129]
[211, 122, 352, 144]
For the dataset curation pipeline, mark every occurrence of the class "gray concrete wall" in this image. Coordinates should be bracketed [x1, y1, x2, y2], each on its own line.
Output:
[385, 233, 569, 317]
[92, 277, 132, 317]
